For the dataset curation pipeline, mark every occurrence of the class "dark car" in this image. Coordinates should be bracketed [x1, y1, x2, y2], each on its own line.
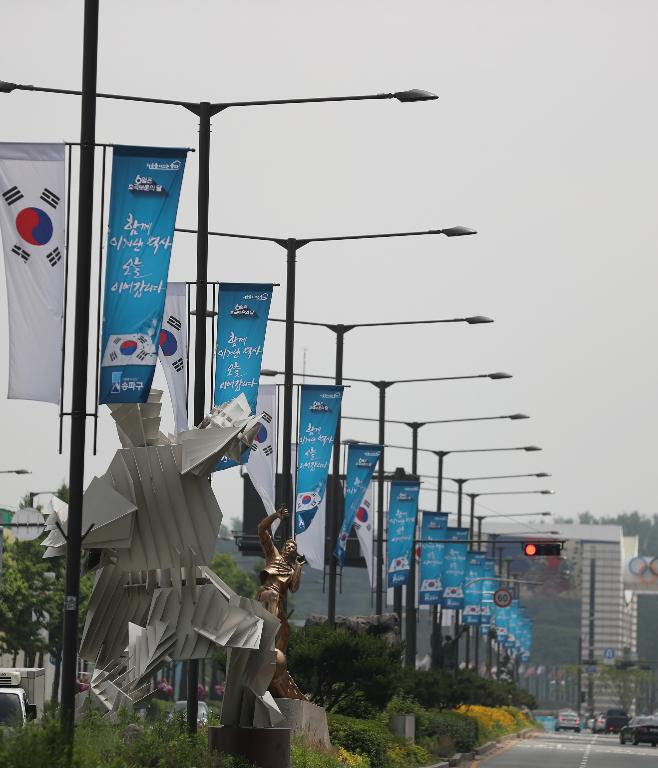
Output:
[620, 716, 658, 746]
[603, 708, 629, 734]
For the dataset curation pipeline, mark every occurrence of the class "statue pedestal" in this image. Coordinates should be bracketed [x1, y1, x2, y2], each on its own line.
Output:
[208, 725, 290, 768]
[275, 698, 330, 748]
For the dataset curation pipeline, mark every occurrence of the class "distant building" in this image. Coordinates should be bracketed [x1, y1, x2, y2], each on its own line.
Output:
[482, 520, 638, 714]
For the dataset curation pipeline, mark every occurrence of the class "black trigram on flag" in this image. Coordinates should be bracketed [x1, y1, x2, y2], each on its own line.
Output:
[261, 411, 272, 424]
[2, 186, 23, 206]
[46, 247, 62, 267]
[11, 244, 30, 262]
[40, 188, 60, 209]
[251, 443, 259, 452]
[136, 349, 149, 361]
[263, 445, 273, 456]
[167, 315, 182, 331]
[172, 358, 184, 372]
[109, 351, 118, 362]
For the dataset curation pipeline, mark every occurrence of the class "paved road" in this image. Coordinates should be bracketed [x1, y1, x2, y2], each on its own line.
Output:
[481, 731, 658, 768]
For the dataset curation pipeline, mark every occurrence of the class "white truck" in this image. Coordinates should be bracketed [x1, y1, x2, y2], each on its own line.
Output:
[0, 668, 45, 727]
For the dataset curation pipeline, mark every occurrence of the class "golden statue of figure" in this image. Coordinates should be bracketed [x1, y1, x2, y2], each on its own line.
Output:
[257, 507, 308, 700]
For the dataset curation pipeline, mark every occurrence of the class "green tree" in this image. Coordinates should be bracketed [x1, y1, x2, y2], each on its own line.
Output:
[209, 553, 259, 598]
[597, 665, 650, 711]
[287, 625, 402, 716]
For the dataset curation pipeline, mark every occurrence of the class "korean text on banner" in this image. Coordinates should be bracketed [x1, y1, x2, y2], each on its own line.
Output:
[386, 480, 420, 588]
[214, 283, 273, 470]
[245, 384, 278, 516]
[463, 552, 486, 626]
[0, 143, 65, 403]
[441, 527, 469, 609]
[419, 511, 448, 605]
[158, 282, 187, 433]
[295, 384, 344, 570]
[99, 146, 187, 404]
[334, 443, 382, 567]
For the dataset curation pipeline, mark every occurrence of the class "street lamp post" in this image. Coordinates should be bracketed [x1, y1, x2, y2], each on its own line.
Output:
[269, 314, 495, 626]
[3, 78, 440, 735]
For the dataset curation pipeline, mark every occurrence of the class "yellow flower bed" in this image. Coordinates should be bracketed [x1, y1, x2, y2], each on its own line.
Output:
[455, 705, 524, 742]
[337, 745, 371, 767]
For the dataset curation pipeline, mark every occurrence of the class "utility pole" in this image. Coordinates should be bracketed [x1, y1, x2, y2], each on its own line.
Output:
[587, 557, 596, 717]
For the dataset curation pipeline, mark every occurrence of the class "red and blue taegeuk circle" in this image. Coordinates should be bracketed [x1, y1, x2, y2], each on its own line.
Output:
[356, 506, 368, 523]
[120, 340, 138, 356]
[254, 422, 268, 443]
[301, 494, 313, 505]
[159, 329, 178, 356]
[16, 207, 53, 246]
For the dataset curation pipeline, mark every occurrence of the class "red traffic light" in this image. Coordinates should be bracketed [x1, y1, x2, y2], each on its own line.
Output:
[522, 541, 563, 557]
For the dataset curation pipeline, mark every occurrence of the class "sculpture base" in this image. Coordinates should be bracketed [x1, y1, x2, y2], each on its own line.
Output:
[275, 697, 330, 748]
[208, 725, 291, 768]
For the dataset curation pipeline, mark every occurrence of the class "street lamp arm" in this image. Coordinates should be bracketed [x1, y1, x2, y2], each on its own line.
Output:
[175, 226, 476, 244]
[267, 316, 492, 328]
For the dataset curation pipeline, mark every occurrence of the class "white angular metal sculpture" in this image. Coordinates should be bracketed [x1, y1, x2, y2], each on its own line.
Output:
[44, 390, 283, 726]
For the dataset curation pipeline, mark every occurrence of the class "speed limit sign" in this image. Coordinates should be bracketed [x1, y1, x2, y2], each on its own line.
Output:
[493, 587, 513, 608]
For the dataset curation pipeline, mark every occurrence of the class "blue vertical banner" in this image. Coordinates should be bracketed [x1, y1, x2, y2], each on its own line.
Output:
[441, 527, 469, 609]
[494, 601, 508, 644]
[295, 384, 344, 535]
[463, 552, 486, 626]
[334, 443, 382, 567]
[419, 512, 448, 605]
[386, 481, 420, 588]
[100, 146, 187, 403]
[213, 283, 273, 470]
[504, 600, 518, 650]
[479, 558, 496, 634]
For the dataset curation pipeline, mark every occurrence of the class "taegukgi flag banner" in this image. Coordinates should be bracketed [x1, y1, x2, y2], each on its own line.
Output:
[463, 552, 486, 626]
[295, 384, 344, 569]
[0, 143, 65, 403]
[334, 443, 382, 567]
[441, 527, 469, 609]
[419, 511, 448, 605]
[245, 384, 278, 516]
[158, 282, 188, 433]
[100, 146, 187, 404]
[386, 480, 420, 588]
[354, 480, 376, 587]
[214, 283, 273, 470]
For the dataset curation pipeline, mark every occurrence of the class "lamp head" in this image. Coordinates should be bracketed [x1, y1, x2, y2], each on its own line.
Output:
[393, 89, 438, 102]
[439, 226, 477, 237]
[535, 472, 550, 478]
[488, 372, 513, 380]
[465, 315, 494, 324]
[0, 81, 19, 94]
[260, 369, 280, 377]
[540, 490, 555, 495]
[523, 446, 542, 452]
[14, 469, 31, 475]
[508, 413, 529, 420]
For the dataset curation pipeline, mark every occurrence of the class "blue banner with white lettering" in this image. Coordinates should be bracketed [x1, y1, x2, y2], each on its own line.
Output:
[419, 512, 448, 605]
[463, 552, 486, 626]
[213, 283, 273, 470]
[504, 600, 519, 650]
[295, 384, 344, 535]
[100, 146, 187, 403]
[334, 443, 382, 567]
[441, 527, 469, 609]
[386, 481, 420, 588]
[480, 558, 496, 634]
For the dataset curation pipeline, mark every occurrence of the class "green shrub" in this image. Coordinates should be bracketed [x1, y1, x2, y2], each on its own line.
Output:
[288, 627, 402, 717]
[327, 714, 429, 768]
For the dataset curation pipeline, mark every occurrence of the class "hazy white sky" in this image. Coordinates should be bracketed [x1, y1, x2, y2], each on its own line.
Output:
[0, 0, 657, 530]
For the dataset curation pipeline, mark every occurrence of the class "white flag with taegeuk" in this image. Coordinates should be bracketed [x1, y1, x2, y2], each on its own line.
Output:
[157, 282, 188, 433]
[246, 384, 278, 516]
[0, 143, 66, 403]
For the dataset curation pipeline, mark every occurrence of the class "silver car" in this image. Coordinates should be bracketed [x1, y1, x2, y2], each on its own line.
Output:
[556, 709, 581, 732]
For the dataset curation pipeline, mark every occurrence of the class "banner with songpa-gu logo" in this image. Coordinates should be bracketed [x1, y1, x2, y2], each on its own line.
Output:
[419, 511, 448, 605]
[386, 480, 420, 588]
[294, 384, 344, 542]
[463, 551, 486, 625]
[0, 143, 65, 403]
[334, 443, 382, 567]
[99, 146, 187, 403]
[214, 282, 273, 470]
[479, 558, 496, 634]
[441, 526, 469, 609]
